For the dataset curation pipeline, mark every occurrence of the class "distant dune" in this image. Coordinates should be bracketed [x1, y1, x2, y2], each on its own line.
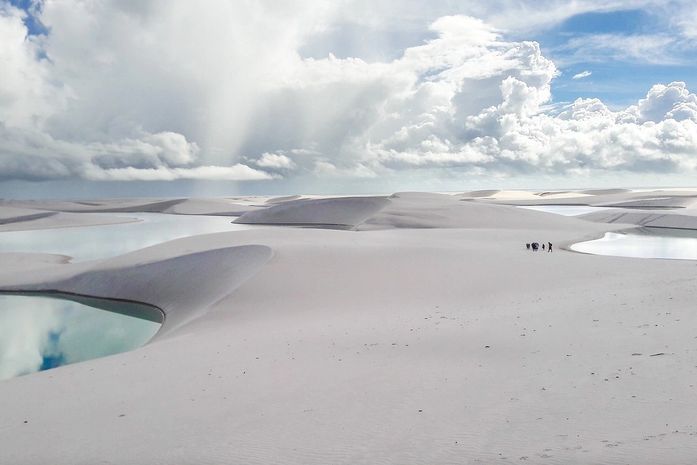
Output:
[235, 196, 391, 228]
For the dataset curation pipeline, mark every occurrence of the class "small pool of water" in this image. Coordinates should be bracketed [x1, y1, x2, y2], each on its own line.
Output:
[0, 213, 260, 381]
[518, 205, 616, 216]
[571, 227, 697, 260]
[0, 293, 161, 380]
[0, 213, 253, 261]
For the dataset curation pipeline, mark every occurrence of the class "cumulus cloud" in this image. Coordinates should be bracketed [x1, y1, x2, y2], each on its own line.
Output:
[572, 70, 592, 80]
[0, 1, 274, 182]
[295, 18, 697, 179]
[1, 1, 697, 187]
[0, 124, 272, 181]
[253, 153, 297, 170]
[622, 82, 697, 123]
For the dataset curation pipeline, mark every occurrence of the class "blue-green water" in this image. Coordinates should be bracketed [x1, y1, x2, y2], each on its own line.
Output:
[0, 293, 161, 380]
[571, 227, 697, 260]
[0, 213, 254, 380]
[0, 212, 253, 261]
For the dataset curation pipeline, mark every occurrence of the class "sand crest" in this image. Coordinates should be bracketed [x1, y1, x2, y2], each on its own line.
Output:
[235, 196, 391, 228]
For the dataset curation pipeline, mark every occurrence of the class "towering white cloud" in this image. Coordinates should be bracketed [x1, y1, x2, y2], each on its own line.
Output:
[0, 1, 696, 186]
[0, 1, 278, 182]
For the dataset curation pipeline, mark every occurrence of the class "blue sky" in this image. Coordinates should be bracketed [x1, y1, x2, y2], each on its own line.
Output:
[529, 8, 697, 108]
[7, 0, 45, 34]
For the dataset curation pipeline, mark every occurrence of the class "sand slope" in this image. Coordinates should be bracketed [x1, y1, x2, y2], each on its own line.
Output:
[4, 198, 186, 213]
[0, 240, 272, 334]
[235, 196, 391, 228]
[0, 207, 56, 225]
[360, 192, 605, 230]
[0, 206, 139, 232]
[163, 198, 261, 216]
[2, 192, 697, 464]
[581, 209, 697, 230]
[4, 197, 266, 215]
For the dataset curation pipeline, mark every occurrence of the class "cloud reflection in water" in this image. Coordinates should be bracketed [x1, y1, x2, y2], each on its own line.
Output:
[0, 294, 160, 380]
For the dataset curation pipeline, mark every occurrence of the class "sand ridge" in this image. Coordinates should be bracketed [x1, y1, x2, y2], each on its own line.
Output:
[235, 196, 391, 228]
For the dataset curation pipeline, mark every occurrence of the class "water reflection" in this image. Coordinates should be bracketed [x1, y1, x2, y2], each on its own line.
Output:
[571, 227, 697, 260]
[0, 212, 253, 262]
[0, 293, 160, 380]
[0, 213, 258, 380]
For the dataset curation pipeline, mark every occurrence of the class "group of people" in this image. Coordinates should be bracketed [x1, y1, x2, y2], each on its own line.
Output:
[526, 241, 553, 252]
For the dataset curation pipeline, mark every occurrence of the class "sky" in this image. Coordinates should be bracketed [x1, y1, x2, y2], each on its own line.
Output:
[2, 0, 697, 198]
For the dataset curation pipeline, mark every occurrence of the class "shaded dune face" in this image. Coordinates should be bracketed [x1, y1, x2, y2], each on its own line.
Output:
[360, 192, 597, 230]
[579, 188, 631, 195]
[462, 189, 501, 198]
[581, 210, 697, 229]
[235, 196, 391, 229]
[2, 199, 187, 213]
[595, 196, 697, 209]
[0, 205, 140, 233]
[0, 208, 57, 225]
[265, 195, 302, 204]
[0, 244, 274, 337]
[235, 192, 592, 231]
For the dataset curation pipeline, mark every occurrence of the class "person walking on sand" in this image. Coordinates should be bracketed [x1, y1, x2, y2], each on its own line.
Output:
[526, 243, 531, 250]
[548, 242, 553, 253]
[542, 243, 545, 251]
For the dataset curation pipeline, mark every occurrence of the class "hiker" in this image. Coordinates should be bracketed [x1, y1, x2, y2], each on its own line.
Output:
[542, 243, 545, 251]
[532, 242, 539, 251]
[548, 242, 553, 253]
[526, 243, 531, 250]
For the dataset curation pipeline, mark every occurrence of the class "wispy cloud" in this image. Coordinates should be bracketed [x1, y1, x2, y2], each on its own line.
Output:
[556, 33, 683, 65]
[572, 70, 592, 80]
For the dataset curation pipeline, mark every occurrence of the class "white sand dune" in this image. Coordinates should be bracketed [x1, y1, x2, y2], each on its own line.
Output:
[581, 209, 697, 230]
[2, 192, 697, 464]
[3, 197, 267, 219]
[479, 189, 697, 208]
[163, 198, 261, 216]
[360, 192, 603, 230]
[579, 188, 631, 195]
[0, 206, 139, 232]
[461, 189, 502, 197]
[5, 198, 186, 213]
[266, 194, 303, 204]
[235, 196, 391, 228]
[461, 189, 592, 201]
[0, 206, 57, 225]
[596, 196, 697, 209]
[1, 245, 272, 334]
[0, 253, 72, 274]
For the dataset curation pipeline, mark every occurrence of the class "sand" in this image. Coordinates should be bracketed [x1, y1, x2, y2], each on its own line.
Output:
[0, 206, 139, 232]
[235, 196, 391, 228]
[2, 190, 697, 464]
